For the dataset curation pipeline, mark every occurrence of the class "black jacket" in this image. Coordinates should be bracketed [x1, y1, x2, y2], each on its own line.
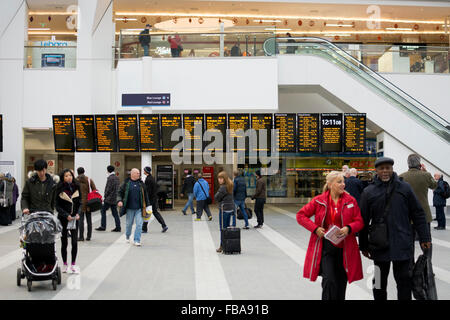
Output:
[433, 177, 447, 207]
[181, 175, 196, 194]
[233, 176, 247, 201]
[345, 176, 364, 205]
[139, 29, 151, 46]
[55, 183, 81, 221]
[21, 173, 58, 214]
[359, 172, 431, 262]
[144, 174, 158, 200]
[104, 173, 120, 205]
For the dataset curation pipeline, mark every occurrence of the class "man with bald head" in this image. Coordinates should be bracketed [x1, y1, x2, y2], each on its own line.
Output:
[344, 168, 364, 206]
[118, 168, 150, 246]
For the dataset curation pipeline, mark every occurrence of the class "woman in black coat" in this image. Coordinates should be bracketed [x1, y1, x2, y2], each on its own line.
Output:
[55, 169, 81, 274]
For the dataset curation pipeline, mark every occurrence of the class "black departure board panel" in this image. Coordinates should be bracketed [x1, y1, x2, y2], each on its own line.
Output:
[74, 115, 96, 152]
[95, 115, 117, 152]
[251, 114, 272, 152]
[161, 114, 182, 152]
[205, 114, 227, 152]
[344, 113, 366, 153]
[297, 113, 319, 152]
[53, 115, 75, 152]
[0, 115, 3, 152]
[183, 114, 204, 152]
[117, 115, 139, 152]
[228, 113, 250, 152]
[274, 113, 296, 153]
[320, 113, 343, 153]
[139, 114, 160, 152]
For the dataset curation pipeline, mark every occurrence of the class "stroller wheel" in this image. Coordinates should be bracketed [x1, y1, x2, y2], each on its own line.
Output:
[16, 268, 21, 286]
[52, 279, 57, 291]
[27, 280, 32, 292]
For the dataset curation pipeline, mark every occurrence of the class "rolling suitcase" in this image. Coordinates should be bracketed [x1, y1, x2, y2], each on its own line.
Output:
[221, 205, 241, 254]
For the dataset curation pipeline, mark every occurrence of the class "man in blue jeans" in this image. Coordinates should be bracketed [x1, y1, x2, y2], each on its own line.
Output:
[180, 170, 196, 215]
[233, 169, 249, 229]
[117, 168, 150, 246]
[96, 165, 121, 232]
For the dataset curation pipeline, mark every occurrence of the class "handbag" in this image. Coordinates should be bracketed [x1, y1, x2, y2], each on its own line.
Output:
[198, 182, 212, 205]
[86, 178, 102, 212]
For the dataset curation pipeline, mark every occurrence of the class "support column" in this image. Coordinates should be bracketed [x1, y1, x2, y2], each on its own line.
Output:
[141, 56, 153, 178]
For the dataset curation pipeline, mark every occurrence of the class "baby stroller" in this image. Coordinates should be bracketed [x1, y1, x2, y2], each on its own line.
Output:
[17, 211, 62, 291]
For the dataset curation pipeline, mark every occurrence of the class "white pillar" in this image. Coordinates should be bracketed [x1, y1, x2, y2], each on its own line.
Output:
[141, 56, 153, 178]
[219, 22, 224, 57]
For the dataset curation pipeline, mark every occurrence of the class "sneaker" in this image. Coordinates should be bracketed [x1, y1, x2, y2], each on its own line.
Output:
[195, 218, 201, 221]
[216, 246, 223, 253]
[142, 230, 148, 233]
[70, 264, 79, 274]
[254, 225, 262, 229]
[243, 226, 250, 230]
[111, 228, 121, 232]
[78, 237, 84, 241]
[162, 226, 168, 233]
[434, 226, 445, 230]
[182, 210, 187, 215]
[126, 238, 130, 243]
[62, 264, 68, 273]
[95, 227, 106, 231]
[134, 241, 141, 247]
[86, 238, 91, 241]
[208, 216, 212, 221]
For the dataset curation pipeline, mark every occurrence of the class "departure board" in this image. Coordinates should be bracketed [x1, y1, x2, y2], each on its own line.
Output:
[297, 113, 320, 152]
[183, 114, 204, 152]
[139, 114, 160, 152]
[274, 113, 296, 153]
[205, 114, 227, 152]
[251, 114, 272, 152]
[160, 114, 182, 152]
[228, 113, 250, 152]
[95, 115, 117, 152]
[74, 115, 96, 152]
[320, 113, 343, 153]
[344, 113, 366, 152]
[117, 115, 139, 152]
[53, 115, 75, 152]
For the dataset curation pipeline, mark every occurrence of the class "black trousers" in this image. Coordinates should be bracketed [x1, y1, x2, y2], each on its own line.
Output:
[254, 198, 265, 226]
[143, 198, 167, 231]
[79, 211, 92, 239]
[10, 204, 17, 221]
[0, 206, 11, 225]
[320, 239, 348, 300]
[196, 199, 212, 219]
[373, 259, 412, 300]
[60, 219, 78, 264]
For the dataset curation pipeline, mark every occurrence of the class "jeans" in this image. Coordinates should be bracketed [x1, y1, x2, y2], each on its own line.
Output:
[79, 211, 92, 239]
[125, 208, 143, 243]
[100, 203, 121, 229]
[219, 209, 236, 246]
[143, 45, 149, 56]
[435, 206, 446, 228]
[183, 193, 195, 214]
[234, 200, 248, 227]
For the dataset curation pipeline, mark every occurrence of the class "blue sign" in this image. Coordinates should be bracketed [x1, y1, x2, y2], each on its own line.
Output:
[122, 93, 171, 107]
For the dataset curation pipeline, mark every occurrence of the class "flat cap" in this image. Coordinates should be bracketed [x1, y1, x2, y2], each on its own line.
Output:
[374, 157, 394, 168]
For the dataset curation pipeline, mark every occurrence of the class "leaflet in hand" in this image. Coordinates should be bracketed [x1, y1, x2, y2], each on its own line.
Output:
[324, 225, 346, 245]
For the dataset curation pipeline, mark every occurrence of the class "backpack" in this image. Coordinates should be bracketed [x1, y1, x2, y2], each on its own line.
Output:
[442, 180, 450, 199]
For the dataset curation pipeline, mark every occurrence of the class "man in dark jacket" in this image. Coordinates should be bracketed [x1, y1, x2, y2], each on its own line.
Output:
[252, 170, 266, 228]
[96, 165, 121, 232]
[433, 172, 447, 230]
[344, 168, 364, 206]
[359, 157, 432, 300]
[139, 24, 151, 56]
[76, 167, 97, 241]
[142, 166, 168, 233]
[180, 170, 196, 215]
[21, 159, 58, 215]
[233, 169, 249, 229]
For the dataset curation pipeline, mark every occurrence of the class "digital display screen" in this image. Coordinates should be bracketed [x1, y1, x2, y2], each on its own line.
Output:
[139, 114, 160, 152]
[205, 114, 227, 152]
[297, 113, 320, 153]
[183, 114, 204, 152]
[251, 114, 272, 153]
[41, 54, 65, 67]
[344, 113, 366, 153]
[228, 113, 250, 152]
[117, 115, 139, 152]
[274, 113, 296, 153]
[52, 115, 75, 152]
[160, 114, 182, 152]
[74, 115, 96, 152]
[320, 113, 343, 153]
[95, 115, 117, 152]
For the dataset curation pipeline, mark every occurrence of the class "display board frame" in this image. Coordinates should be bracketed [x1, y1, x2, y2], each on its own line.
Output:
[52, 115, 75, 152]
[95, 114, 118, 153]
[117, 114, 139, 152]
[74, 115, 96, 152]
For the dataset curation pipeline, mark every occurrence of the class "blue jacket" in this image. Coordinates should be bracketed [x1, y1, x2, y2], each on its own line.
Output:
[233, 176, 247, 201]
[194, 179, 210, 201]
[433, 178, 447, 207]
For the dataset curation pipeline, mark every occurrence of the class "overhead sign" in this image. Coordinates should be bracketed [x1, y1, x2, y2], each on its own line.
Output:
[52, 115, 75, 152]
[122, 94, 171, 107]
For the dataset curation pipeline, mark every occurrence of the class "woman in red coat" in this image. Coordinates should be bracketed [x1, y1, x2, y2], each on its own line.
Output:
[297, 171, 364, 300]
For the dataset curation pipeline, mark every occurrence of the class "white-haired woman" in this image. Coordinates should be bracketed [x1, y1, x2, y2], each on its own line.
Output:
[296, 171, 364, 300]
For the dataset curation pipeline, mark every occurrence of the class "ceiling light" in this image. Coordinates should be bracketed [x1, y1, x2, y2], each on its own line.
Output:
[253, 19, 281, 23]
[325, 24, 353, 27]
[28, 28, 51, 31]
[385, 27, 413, 31]
[115, 18, 138, 21]
[265, 28, 291, 31]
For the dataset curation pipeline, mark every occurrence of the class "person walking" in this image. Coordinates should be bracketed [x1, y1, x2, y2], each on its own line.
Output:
[96, 165, 121, 232]
[11, 177, 19, 221]
[433, 172, 447, 230]
[180, 170, 196, 215]
[215, 171, 235, 253]
[76, 167, 97, 241]
[139, 24, 152, 56]
[252, 170, 266, 228]
[142, 166, 168, 233]
[359, 157, 432, 300]
[233, 169, 249, 229]
[344, 168, 364, 206]
[55, 169, 81, 274]
[193, 172, 212, 221]
[296, 171, 364, 300]
[117, 168, 150, 246]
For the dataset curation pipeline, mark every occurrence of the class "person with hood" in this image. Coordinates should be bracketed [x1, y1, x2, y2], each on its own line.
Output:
[193, 172, 212, 221]
[55, 169, 81, 274]
[21, 159, 58, 216]
[297, 171, 364, 300]
[142, 166, 168, 233]
[180, 169, 196, 215]
[433, 172, 447, 230]
[359, 157, 432, 300]
[76, 167, 97, 241]
[139, 24, 152, 56]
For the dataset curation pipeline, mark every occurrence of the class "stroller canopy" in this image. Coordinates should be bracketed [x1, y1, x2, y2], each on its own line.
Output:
[20, 212, 62, 244]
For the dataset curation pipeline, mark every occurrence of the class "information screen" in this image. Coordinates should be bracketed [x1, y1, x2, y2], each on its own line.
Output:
[274, 113, 296, 153]
[160, 114, 182, 152]
[95, 115, 117, 152]
[320, 113, 343, 153]
[344, 113, 366, 153]
[251, 114, 272, 152]
[117, 115, 139, 152]
[228, 113, 250, 152]
[205, 114, 227, 152]
[74, 115, 96, 152]
[139, 114, 160, 152]
[53, 115, 75, 152]
[297, 113, 320, 152]
[183, 114, 204, 152]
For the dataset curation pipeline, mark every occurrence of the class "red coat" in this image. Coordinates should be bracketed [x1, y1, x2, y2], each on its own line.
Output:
[296, 191, 364, 284]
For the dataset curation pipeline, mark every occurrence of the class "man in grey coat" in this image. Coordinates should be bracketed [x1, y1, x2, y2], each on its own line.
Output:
[96, 165, 121, 232]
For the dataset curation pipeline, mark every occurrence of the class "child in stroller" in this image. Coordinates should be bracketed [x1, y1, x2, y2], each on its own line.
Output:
[17, 211, 62, 291]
